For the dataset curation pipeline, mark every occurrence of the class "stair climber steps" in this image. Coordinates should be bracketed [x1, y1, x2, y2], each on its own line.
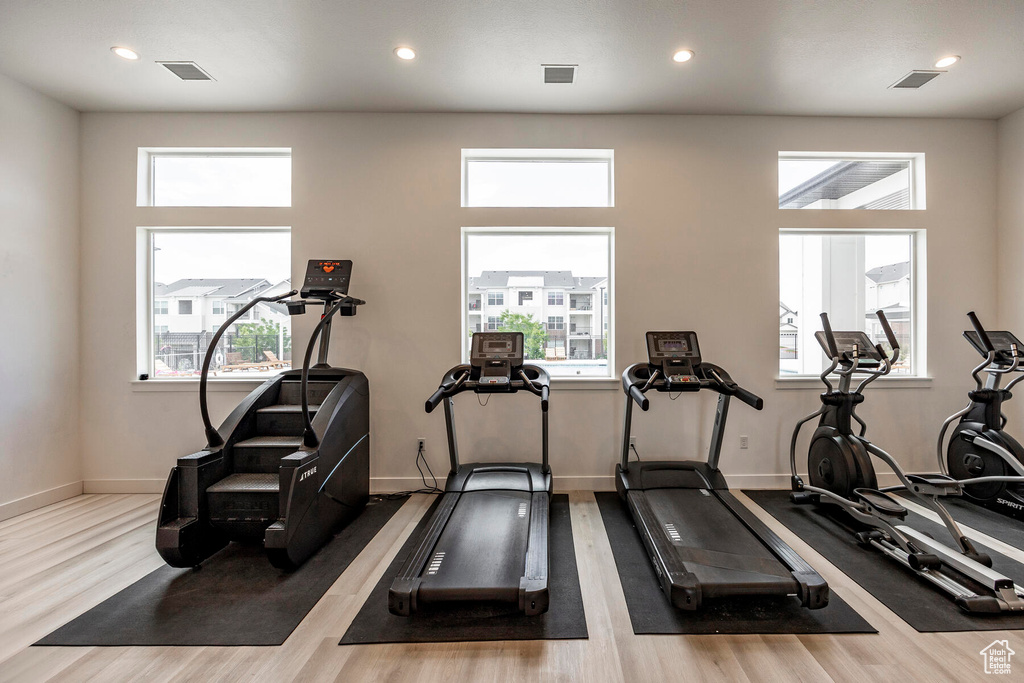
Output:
[256, 403, 320, 435]
[278, 380, 338, 406]
[232, 435, 305, 473]
[207, 473, 280, 539]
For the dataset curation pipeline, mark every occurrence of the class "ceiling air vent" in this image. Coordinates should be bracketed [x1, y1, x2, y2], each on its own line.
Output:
[890, 70, 942, 89]
[158, 61, 215, 81]
[543, 64, 577, 84]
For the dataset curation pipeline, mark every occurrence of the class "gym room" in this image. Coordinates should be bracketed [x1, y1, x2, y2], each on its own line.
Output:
[2, 1, 1023, 680]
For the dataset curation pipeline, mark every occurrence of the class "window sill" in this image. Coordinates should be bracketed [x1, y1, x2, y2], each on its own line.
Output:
[131, 379, 266, 393]
[550, 377, 620, 390]
[775, 376, 933, 390]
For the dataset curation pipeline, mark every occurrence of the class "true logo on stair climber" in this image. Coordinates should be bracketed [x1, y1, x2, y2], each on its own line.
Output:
[300, 466, 317, 482]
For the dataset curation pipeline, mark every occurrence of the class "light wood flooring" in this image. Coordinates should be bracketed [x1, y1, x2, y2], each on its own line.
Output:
[1, 491, 1022, 682]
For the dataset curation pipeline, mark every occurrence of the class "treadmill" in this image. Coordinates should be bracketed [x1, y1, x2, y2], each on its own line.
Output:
[618, 331, 829, 610]
[389, 331, 552, 616]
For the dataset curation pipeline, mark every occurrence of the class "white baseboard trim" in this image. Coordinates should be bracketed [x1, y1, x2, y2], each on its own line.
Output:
[84, 479, 167, 494]
[0, 481, 84, 522]
[73, 472, 907, 496]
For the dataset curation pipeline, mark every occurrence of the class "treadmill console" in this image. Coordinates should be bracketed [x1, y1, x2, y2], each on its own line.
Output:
[300, 260, 352, 299]
[646, 331, 702, 389]
[814, 330, 882, 364]
[470, 332, 524, 388]
[965, 330, 1024, 366]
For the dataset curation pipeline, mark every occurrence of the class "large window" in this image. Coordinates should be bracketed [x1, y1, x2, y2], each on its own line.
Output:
[462, 149, 614, 207]
[779, 153, 924, 210]
[463, 229, 613, 378]
[779, 231, 922, 377]
[142, 229, 291, 379]
[139, 149, 291, 207]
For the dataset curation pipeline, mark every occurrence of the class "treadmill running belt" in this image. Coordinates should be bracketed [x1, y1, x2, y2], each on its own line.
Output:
[417, 490, 531, 602]
[341, 494, 587, 644]
[596, 492, 876, 634]
[640, 488, 797, 593]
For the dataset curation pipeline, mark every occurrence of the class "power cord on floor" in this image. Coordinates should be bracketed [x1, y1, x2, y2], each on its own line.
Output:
[382, 442, 444, 500]
[630, 443, 642, 462]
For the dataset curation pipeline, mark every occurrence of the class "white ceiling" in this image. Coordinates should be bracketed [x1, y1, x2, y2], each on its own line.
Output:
[1, 0, 1022, 117]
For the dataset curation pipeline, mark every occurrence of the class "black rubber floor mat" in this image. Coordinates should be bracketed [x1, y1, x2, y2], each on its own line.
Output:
[36, 496, 406, 646]
[340, 494, 588, 644]
[896, 492, 1024, 551]
[595, 492, 875, 635]
[745, 489, 1024, 632]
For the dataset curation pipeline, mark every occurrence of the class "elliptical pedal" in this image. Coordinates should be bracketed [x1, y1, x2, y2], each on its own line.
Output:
[851, 488, 908, 519]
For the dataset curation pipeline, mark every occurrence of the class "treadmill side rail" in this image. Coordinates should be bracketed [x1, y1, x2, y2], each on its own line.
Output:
[716, 490, 829, 609]
[388, 492, 461, 616]
[519, 491, 550, 615]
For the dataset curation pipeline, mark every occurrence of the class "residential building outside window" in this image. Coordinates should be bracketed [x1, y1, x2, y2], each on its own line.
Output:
[463, 229, 613, 378]
[779, 230, 922, 377]
[144, 229, 292, 379]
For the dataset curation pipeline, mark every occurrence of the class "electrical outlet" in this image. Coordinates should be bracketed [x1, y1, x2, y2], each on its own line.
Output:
[418, 438, 425, 451]
[629, 436, 637, 447]
[740, 435, 749, 449]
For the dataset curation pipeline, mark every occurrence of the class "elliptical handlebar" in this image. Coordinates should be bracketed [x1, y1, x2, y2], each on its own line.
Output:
[819, 312, 840, 359]
[968, 311, 995, 354]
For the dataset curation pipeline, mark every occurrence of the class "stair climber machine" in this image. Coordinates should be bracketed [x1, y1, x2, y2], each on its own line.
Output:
[936, 312, 1024, 520]
[156, 259, 369, 570]
[620, 331, 829, 611]
[389, 331, 552, 616]
[791, 311, 1024, 612]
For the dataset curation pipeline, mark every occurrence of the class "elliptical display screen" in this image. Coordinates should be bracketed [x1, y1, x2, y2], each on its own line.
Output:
[965, 330, 1024, 365]
[814, 330, 882, 362]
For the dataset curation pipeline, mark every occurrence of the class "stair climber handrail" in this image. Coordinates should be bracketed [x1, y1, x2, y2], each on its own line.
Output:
[300, 295, 366, 449]
[200, 290, 298, 448]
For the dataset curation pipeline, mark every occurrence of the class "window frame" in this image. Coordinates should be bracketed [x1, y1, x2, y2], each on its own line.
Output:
[136, 226, 291, 381]
[461, 226, 615, 381]
[778, 151, 926, 210]
[461, 148, 615, 208]
[777, 228, 927, 382]
[137, 147, 292, 208]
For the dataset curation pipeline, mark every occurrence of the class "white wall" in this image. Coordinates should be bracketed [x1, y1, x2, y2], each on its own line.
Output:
[78, 113, 997, 492]
[0, 73, 81, 518]
[997, 106, 1024, 427]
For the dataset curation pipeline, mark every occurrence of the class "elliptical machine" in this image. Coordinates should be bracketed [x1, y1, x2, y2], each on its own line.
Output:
[156, 259, 369, 570]
[791, 310, 1024, 613]
[937, 312, 1024, 519]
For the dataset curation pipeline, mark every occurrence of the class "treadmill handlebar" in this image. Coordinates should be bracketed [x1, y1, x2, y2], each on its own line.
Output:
[423, 364, 551, 413]
[622, 362, 761, 410]
[629, 384, 650, 411]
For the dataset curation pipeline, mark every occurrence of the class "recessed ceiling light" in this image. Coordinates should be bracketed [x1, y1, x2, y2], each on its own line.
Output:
[673, 49, 694, 63]
[935, 55, 960, 68]
[394, 47, 416, 61]
[111, 46, 140, 60]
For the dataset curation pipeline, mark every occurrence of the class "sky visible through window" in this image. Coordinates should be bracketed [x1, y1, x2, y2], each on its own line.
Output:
[153, 231, 291, 284]
[466, 233, 609, 277]
[153, 156, 291, 207]
[465, 160, 611, 207]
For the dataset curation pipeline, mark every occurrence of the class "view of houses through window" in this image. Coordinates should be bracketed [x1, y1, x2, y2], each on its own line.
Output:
[779, 231, 917, 376]
[149, 230, 292, 378]
[464, 231, 612, 378]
